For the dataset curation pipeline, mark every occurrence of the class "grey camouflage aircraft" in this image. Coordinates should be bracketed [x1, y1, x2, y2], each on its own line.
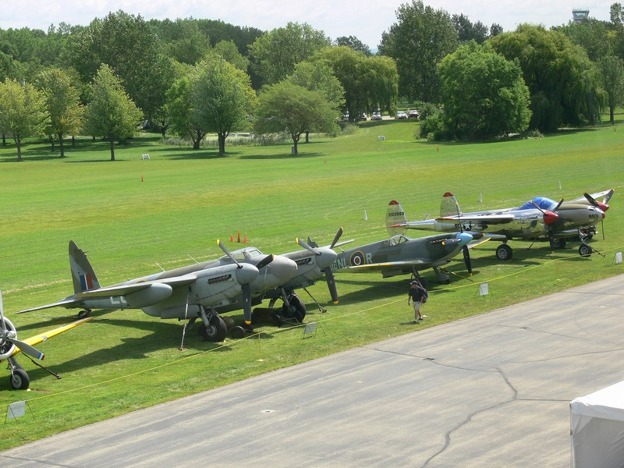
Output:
[331, 231, 475, 284]
[18, 240, 297, 344]
[387, 189, 614, 260]
[257, 228, 343, 325]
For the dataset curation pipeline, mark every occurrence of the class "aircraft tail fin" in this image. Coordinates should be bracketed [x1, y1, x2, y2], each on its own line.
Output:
[441, 192, 462, 218]
[386, 200, 408, 236]
[69, 241, 101, 294]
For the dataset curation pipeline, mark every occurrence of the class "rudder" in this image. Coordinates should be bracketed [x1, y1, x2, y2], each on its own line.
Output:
[440, 192, 461, 218]
[386, 200, 408, 236]
[69, 241, 101, 294]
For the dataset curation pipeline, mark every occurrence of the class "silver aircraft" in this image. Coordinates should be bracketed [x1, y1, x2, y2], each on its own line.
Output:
[19, 240, 297, 343]
[387, 189, 613, 260]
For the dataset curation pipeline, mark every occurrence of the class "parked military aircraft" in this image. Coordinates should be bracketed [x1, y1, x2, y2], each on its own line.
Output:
[18, 240, 297, 344]
[256, 228, 344, 325]
[0, 290, 91, 389]
[387, 189, 613, 260]
[331, 231, 475, 284]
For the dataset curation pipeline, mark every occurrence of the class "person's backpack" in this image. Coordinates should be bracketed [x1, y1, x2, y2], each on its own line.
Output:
[410, 280, 428, 303]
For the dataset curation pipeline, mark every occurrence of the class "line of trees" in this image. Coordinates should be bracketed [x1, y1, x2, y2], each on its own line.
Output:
[0, 3, 623, 159]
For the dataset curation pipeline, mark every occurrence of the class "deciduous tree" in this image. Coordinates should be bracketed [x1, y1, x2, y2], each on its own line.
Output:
[437, 41, 531, 140]
[189, 55, 257, 154]
[36, 67, 84, 157]
[489, 25, 602, 131]
[597, 55, 624, 124]
[0, 78, 48, 161]
[254, 81, 339, 155]
[82, 64, 142, 161]
[249, 22, 331, 87]
[379, 0, 458, 103]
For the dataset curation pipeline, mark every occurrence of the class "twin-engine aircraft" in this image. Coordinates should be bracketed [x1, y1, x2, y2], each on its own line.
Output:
[258, 228, 343, 323]
[0, 290, 91, 389]
[387, 189, 613, 260]
[18, 240, 297, 344]
[331, 231, 475, 284]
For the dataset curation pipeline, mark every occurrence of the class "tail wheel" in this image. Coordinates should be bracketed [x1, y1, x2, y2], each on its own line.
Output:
[200, 315, 227, 342]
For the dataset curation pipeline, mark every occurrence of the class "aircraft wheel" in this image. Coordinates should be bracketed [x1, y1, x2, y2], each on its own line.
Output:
[496, 244, 513, 261]
[282, 295, 306, 323]
[10, 368, 30, 390]
[579, 243, 593, 257]
[200, 315, 227, 342]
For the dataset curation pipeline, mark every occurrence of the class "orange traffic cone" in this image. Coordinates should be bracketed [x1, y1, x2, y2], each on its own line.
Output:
[230, 234, 234, 242]
[237, 231, 241, 243]
[243, 234, 248, 244]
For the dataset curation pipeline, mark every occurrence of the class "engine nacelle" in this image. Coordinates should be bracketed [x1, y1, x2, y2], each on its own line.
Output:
[0, 316, 18, 360]
[124, 283, 173, 308]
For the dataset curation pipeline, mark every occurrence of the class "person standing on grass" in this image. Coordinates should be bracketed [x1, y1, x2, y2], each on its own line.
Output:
[407, 280, 427, 323]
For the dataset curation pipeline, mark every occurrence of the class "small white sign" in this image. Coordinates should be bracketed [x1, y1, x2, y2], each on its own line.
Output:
[479, 283, 489, 296]
[615, 252, 622, 265]
[6, 401, 26, 420]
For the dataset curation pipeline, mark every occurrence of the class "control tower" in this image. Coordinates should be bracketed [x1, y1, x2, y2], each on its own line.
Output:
[572, 9, 590, 23]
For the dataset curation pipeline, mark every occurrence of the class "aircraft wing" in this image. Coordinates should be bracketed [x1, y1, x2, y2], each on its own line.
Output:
[18, 298, 85, 314]
[569, 189, 614, 204]
[396, 213, 516, 230]
[10, 317, 93, 357]
[73, 281, 174, 299]
[345, 260, 430, 271]
[436, 213, 516, 224]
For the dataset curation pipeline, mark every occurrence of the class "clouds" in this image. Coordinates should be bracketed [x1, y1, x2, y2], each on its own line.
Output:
[0, 0, 614, 50]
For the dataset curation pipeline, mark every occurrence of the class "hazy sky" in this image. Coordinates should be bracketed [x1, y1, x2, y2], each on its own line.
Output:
[1, 1, 615, 49]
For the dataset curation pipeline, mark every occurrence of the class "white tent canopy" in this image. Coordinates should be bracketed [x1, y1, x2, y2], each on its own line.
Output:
[570, 380, 624, 467]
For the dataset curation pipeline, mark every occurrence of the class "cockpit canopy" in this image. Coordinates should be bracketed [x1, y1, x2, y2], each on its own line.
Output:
[518, 196, 557, 211]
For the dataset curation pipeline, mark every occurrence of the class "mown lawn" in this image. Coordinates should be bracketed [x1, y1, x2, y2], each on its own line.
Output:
[0, 119, 622, 449]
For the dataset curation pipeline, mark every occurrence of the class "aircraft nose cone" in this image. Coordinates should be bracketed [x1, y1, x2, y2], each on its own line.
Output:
[235, 263, 260, 285]
[316, 247, 338, 270]
[457, 232, 473, 246]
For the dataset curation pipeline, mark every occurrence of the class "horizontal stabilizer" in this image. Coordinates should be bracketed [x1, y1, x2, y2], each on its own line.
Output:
[18, 298, 81, 314]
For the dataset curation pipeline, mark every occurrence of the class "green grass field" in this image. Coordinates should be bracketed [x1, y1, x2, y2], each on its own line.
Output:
[0, 119, 622, 449]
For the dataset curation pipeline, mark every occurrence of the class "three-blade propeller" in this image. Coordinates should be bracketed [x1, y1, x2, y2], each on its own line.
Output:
[0, 290, 45, 361]
[298, 227, 343, 303]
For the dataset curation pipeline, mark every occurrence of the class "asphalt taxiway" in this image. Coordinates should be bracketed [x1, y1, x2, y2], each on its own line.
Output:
[2, 274, 623, 467]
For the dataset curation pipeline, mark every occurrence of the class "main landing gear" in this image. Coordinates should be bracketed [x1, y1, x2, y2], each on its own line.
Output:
[496, 244, 513, 261]
[197, 308, 227, 342]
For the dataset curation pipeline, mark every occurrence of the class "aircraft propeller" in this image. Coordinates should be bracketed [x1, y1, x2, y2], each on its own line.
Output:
[298, 227, 343, 303]
[0, 290, 45, 361]
[584, 192, 611, 212]
[449, 202, 473, 275]
[217, 240, 273, 326]
[583, 193, 609, 240]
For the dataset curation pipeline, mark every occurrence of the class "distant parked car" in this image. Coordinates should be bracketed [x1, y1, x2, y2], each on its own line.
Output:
[396, 111, 408, 119]
[357, 112, 368, 121]
[371, 111, 382, 120]
[408, 109, 420, 119]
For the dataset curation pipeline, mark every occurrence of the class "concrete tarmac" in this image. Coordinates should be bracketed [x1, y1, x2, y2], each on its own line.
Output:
[2, 274, 623, 467]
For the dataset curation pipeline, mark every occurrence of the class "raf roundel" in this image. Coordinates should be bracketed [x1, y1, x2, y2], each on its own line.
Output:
[349, 251, 366, 266]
